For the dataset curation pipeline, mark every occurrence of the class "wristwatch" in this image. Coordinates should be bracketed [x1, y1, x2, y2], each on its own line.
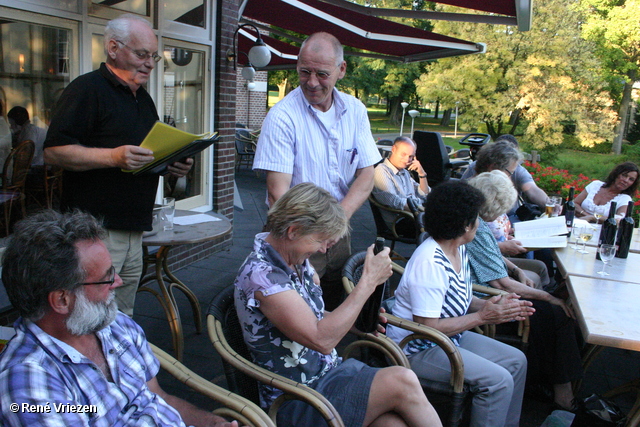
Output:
[419, 174, 427, 179]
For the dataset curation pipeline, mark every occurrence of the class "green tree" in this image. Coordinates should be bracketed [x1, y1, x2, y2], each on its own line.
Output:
[578, 0, 640, 154]
[414, 0, 617, 148]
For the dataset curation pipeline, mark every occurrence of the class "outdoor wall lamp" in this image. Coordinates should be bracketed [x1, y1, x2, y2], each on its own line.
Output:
[227, 23, 272, 74]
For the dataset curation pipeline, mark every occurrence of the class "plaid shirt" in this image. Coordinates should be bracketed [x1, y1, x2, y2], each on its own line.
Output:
[0, 313, 185, 427]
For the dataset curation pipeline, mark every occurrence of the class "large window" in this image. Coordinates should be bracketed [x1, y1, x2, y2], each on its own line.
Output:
[161, 41, 210, 208]
[0, 17, 75, 129]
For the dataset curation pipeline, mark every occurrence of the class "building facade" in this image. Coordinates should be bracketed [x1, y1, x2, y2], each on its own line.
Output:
[0, 0, 242, 283]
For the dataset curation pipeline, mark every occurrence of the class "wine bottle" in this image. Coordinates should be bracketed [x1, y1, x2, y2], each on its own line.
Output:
[355, 237, 387, 333]
[596, 201, 617, 260]
[562, 187, 575, 237]
[615, 201, 635, 259]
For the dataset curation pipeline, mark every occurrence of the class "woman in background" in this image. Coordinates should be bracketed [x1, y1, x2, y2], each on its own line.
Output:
[574, 162, 639, 223]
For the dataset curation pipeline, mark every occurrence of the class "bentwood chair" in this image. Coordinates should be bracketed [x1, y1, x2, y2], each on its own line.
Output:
[1, 140, 34, 235]
[235, 128, 257, 171]
[150, 343, 275, 427]
[207, 284, 408, 427]
[341, 252, 468, 427]
[368, 194, 420, 260]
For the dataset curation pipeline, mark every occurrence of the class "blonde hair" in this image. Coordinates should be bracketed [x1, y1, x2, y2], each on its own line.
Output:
[267, 183, 349, 240]
[468, 170, 517, 220]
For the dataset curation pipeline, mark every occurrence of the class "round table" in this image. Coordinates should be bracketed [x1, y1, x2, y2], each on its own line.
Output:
[140, 210, 231, 361]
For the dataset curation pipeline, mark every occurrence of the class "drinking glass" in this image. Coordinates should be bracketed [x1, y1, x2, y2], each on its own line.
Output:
[597, 244, 616, 276]
[545, 200, 555, 217]
[577, 227, 593, 254]
[593, 205, 606, 223]
[571, 225, 581, 250]
[163, 197, 176, 231]
[551, 196, 563, 217]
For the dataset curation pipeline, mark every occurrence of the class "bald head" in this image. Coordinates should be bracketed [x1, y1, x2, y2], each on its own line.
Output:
[389, 137, 417, 170]
[299, 32, 344, 66]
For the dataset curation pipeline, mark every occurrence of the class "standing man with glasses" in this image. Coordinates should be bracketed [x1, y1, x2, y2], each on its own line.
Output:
[253, 32, 381, 310]
[44, 14, 192, 316]
[0, 210, 238, 427]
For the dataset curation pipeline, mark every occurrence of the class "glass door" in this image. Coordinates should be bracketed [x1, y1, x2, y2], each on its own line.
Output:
[161, 40, 210, 209]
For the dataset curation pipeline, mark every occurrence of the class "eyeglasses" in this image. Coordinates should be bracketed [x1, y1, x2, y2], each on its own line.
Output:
[297, 65, 339, 81]
[116, 40, 162, 63]
[81, 266, 116, 286]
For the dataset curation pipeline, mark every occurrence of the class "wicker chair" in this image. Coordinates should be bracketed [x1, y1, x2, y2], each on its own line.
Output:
[207, 284, 408, 427]
[368, 194, 421, 260]
[150, 343, 274, 427]
[341, 251, 468, 427]
[0, 140, 34, 234]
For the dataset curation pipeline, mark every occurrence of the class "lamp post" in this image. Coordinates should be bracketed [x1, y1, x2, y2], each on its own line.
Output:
[400, 102, 409, 136]
[408, 110, 419, 136]
[454, 101, 460, 138]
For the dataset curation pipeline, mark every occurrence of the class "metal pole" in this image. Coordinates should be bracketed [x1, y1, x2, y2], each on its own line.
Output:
[454, 102, 459, 138]
[400, 102, 408, 136]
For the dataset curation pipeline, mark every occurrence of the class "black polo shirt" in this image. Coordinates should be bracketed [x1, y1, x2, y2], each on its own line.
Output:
[44, 63, 160, 231]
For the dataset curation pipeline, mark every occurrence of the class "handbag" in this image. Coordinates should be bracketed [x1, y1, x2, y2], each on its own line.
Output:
[515, 195, 542, 221]
[570, 394, 627, 427]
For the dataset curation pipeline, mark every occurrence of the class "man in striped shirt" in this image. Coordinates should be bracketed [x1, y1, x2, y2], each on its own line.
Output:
[253, 32, 381, 310]
[372, 136, 430, 236]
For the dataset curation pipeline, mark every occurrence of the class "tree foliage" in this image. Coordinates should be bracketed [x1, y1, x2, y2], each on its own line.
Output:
[577, 0, 640, 153]
[414, 0, 617, 148]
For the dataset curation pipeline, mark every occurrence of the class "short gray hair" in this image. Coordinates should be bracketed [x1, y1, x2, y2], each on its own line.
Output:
[300, 32, 344, 66]
[475, 141, 523, 174]
[104, 13, 153, 55]
[468, 170, 517, 220]
[266, 183, 349, 241]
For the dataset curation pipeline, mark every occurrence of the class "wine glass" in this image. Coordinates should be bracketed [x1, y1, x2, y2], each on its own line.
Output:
[593, 205, 606, 223]
[577, 227, 593, 254]
[571, 225, 581, 250]
[597, 244, 616, 276]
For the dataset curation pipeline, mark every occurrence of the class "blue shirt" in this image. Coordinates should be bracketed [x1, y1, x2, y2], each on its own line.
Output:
[0, 313, 185, 427]
[466, 218, 509, 287]
[253, 87, 381, 203]
[372, 158, 427, 228]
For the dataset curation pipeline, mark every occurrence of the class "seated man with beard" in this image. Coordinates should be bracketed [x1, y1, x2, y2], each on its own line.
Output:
[0, 210, 237, 427]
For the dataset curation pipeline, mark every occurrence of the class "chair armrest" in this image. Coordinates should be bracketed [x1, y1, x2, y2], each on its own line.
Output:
[344, 330, 411, 368]
[382, 314, 465, 393]
[472, 284, 508, 297]
[150, 343, 275, 427]
[206, 315, 344, 427]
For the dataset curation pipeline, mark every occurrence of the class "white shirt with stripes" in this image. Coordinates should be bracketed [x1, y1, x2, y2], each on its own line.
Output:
[253, 87, 381, 203]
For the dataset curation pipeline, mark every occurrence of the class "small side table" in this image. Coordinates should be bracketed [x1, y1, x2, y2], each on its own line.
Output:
[140, 210, 231, 361]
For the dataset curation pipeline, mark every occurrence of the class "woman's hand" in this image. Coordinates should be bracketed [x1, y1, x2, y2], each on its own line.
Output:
[479, 293, 535, 324]
[514, 268, 535, 288]
[547, 294, 576, 319]
[359, 244, 393, 293]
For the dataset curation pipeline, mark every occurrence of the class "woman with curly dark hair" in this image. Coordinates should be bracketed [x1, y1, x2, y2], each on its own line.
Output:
[386, 181, 535, 427]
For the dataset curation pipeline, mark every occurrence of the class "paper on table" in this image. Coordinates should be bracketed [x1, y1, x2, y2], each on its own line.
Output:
[518, 236, 567, 249]
[514, 216, 567, 239]
[174, 214, 221, 226]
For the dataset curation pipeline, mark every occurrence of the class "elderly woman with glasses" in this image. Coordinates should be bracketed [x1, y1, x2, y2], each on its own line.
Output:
[234, 182, 442, 427]
[466, 171, 583, 411]
[386, 181, 534, 427]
